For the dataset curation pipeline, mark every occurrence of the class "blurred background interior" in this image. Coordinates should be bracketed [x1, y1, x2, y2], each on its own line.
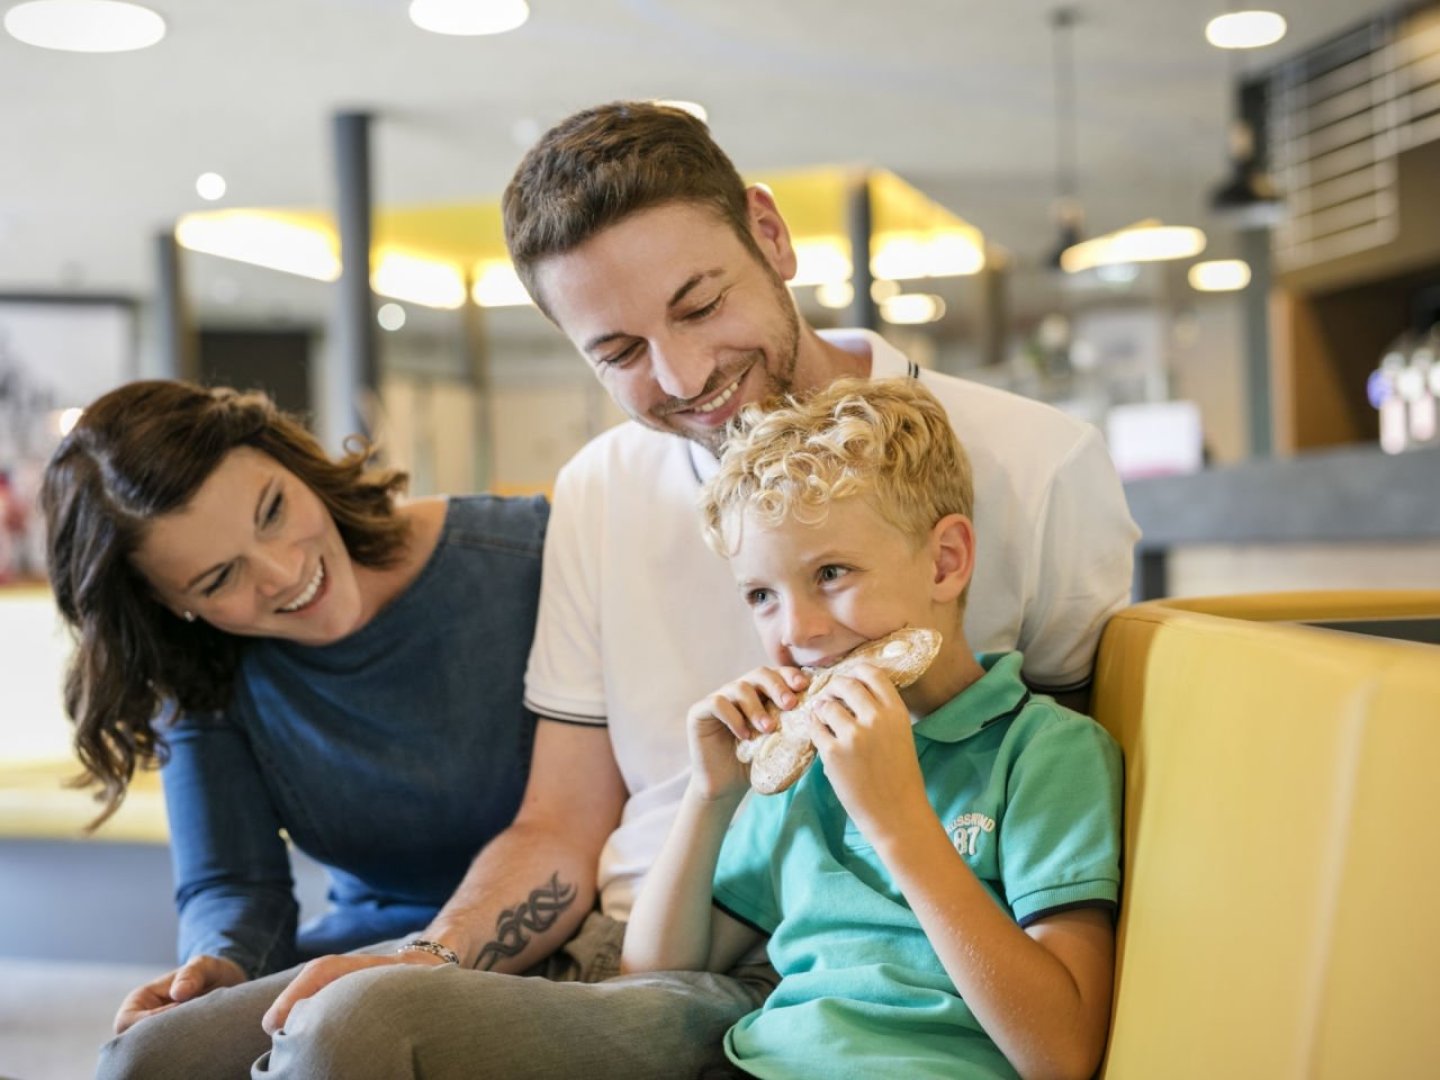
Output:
[2, 1, 1438, 1076]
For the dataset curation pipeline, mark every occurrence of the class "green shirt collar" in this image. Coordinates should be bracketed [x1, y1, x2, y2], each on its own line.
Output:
[913, 652, 1030, 744]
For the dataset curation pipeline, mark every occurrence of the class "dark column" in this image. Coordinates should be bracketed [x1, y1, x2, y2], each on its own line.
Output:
[155, 230, 197, 381]
[846, 172, 878, 332]
[1241, 227, 1273, 458]
[978, 252, 1008, 370]
[462, 278, 494, 492]
[328, 111, 377, 445]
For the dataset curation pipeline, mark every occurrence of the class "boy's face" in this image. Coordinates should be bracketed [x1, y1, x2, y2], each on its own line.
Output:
[532, 196, 802, 455]
[729, 496, 942, 670]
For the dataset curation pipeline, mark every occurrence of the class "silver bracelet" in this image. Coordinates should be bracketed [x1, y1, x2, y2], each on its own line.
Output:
[396, 938, 460, 966]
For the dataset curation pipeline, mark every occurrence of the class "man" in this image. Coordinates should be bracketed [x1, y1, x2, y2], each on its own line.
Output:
[98, 102, 1136, 1080]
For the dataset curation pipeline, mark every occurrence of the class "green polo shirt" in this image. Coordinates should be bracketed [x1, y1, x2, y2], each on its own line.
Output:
[712, 651, 1123, 1080]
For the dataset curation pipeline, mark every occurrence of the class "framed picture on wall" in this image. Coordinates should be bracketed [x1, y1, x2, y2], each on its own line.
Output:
[0, 296, 138, 580]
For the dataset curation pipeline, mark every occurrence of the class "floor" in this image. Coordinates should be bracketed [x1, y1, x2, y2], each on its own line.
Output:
[0, 958, 164, 1080]
[0, 839, 329, 1080]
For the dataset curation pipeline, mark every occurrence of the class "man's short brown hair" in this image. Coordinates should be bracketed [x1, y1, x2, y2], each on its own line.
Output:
[502, 101, 762, 317]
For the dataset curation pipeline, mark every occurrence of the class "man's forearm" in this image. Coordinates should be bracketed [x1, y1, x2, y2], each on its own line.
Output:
[421, 819, 598, 973]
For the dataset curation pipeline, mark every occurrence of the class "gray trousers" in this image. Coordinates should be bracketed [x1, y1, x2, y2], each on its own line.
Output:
[95, 912, 774, 1080]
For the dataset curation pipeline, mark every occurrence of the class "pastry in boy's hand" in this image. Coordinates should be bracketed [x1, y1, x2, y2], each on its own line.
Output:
[735, 627, 942, 795]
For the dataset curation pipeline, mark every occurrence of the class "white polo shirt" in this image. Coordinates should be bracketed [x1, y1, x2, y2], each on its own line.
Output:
[524, 329, 1139, 919]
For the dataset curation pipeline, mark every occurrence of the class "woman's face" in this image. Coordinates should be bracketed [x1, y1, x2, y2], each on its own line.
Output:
[131, 446, 366, 646]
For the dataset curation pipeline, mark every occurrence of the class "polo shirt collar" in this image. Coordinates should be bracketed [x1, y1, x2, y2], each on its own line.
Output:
[913, 652, 1030, 744]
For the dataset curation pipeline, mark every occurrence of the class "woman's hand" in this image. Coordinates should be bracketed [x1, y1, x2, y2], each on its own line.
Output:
[810, 663, 931, 842]
[686, 666, 809, 800]
[114, 954, 247, 1034]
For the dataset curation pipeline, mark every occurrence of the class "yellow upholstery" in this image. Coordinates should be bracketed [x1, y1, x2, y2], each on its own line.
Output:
[1092, 591, 1440, 1079]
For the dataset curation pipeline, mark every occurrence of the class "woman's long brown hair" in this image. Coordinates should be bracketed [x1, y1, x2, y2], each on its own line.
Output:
[41, 381, 410, 828]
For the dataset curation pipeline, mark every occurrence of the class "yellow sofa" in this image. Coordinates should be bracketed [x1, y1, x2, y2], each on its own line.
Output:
[1092, 591, 1440, 1079]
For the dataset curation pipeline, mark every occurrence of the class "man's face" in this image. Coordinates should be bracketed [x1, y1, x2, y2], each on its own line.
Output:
[533, 198, 802, 455]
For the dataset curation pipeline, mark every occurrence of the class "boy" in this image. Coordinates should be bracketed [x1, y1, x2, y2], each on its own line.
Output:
[623, 378, 1123, 1080]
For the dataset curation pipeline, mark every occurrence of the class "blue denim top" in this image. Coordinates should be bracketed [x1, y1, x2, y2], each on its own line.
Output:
[159, 494, 548, 977]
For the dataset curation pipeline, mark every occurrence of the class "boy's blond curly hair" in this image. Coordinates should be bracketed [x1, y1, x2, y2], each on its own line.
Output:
[700, 377, 974, 559]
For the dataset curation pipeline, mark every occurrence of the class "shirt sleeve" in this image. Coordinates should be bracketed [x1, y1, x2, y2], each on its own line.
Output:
[999, 711, 1124, 927]
[161, 706, 299, 978]
[1018, 427, 1140, 693]
[523, 460, 607, 726]
[711, 793, 787, 935]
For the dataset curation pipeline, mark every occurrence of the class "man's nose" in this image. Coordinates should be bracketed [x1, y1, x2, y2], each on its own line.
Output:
[651, 339, 714, 402]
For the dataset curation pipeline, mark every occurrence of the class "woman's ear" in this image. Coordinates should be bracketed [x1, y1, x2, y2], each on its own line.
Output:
[929, 513, 976, 603]
[746, 185, 798, 281]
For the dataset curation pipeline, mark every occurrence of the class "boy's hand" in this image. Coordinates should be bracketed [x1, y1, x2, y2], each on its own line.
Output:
[810, 662, 931, 841]
[687, 666, 810, 800]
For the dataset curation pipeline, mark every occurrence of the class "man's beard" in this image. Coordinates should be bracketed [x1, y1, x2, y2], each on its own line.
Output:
[647, 270, 803, 456]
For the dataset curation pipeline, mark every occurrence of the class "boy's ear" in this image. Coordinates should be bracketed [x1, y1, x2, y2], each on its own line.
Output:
[746, 185, 798, 282]
[929, 513, 975, 603]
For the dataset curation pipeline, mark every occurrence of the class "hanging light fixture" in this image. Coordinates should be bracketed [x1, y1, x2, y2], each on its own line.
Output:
[1045, 7, 1084, 270]
[1207, 80, 1284, 227]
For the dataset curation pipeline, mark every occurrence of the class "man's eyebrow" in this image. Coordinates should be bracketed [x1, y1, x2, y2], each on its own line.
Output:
[668, 270, 721, 309]
[581, 269, 725, 354]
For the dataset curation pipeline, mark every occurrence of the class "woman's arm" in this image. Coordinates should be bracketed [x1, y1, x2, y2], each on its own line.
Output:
[162, 711, 299, 978]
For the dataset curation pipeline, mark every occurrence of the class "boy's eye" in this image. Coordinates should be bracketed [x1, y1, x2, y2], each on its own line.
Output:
[201, 565, 233, 597]
[744, 587, 773, 607]
[817, 565, 849, 583]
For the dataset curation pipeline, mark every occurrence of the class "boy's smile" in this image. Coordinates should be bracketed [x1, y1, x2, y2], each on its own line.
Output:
[728, 495, 982, 715]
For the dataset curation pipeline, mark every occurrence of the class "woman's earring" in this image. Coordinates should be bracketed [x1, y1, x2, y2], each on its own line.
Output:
[183, 611, 196, 623]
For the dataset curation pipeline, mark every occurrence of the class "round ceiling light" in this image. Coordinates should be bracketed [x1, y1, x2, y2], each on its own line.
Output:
[409, 0, 529, 36]
[4, 0, 165, 53]
[1205, 11, 1287, 50]
[1188, 259, 1252, 292]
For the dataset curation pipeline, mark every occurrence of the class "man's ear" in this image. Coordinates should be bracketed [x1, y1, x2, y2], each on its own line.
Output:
[746, 185, 798, 281]
[929, 513, 975, 603]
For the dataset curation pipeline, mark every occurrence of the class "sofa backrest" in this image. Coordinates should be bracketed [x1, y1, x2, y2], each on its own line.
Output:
[1091, 591, 1440, 1079]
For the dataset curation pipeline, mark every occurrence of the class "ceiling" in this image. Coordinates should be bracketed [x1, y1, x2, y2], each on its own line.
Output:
[0, 0, 1396, 331]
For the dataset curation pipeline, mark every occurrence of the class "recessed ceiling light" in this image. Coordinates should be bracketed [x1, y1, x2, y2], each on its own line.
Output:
[1205, 11, 1287, 50]
[195, 173, 227, 201]
[4, 0, 165, 53]
[1188, 259, 1252, 292]
[409, 0, 529, 36]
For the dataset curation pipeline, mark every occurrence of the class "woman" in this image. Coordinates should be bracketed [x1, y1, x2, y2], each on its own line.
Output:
[43, 379, 546, 1034]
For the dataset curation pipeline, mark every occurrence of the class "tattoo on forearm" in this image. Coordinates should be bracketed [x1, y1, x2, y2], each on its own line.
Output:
[474, 872, 578, 971]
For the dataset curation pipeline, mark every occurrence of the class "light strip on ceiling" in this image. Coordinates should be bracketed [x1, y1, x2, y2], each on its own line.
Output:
[176, 212, 341, 281]
[1061, 222, 1207, 273]
[372, 251, 467, 309]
